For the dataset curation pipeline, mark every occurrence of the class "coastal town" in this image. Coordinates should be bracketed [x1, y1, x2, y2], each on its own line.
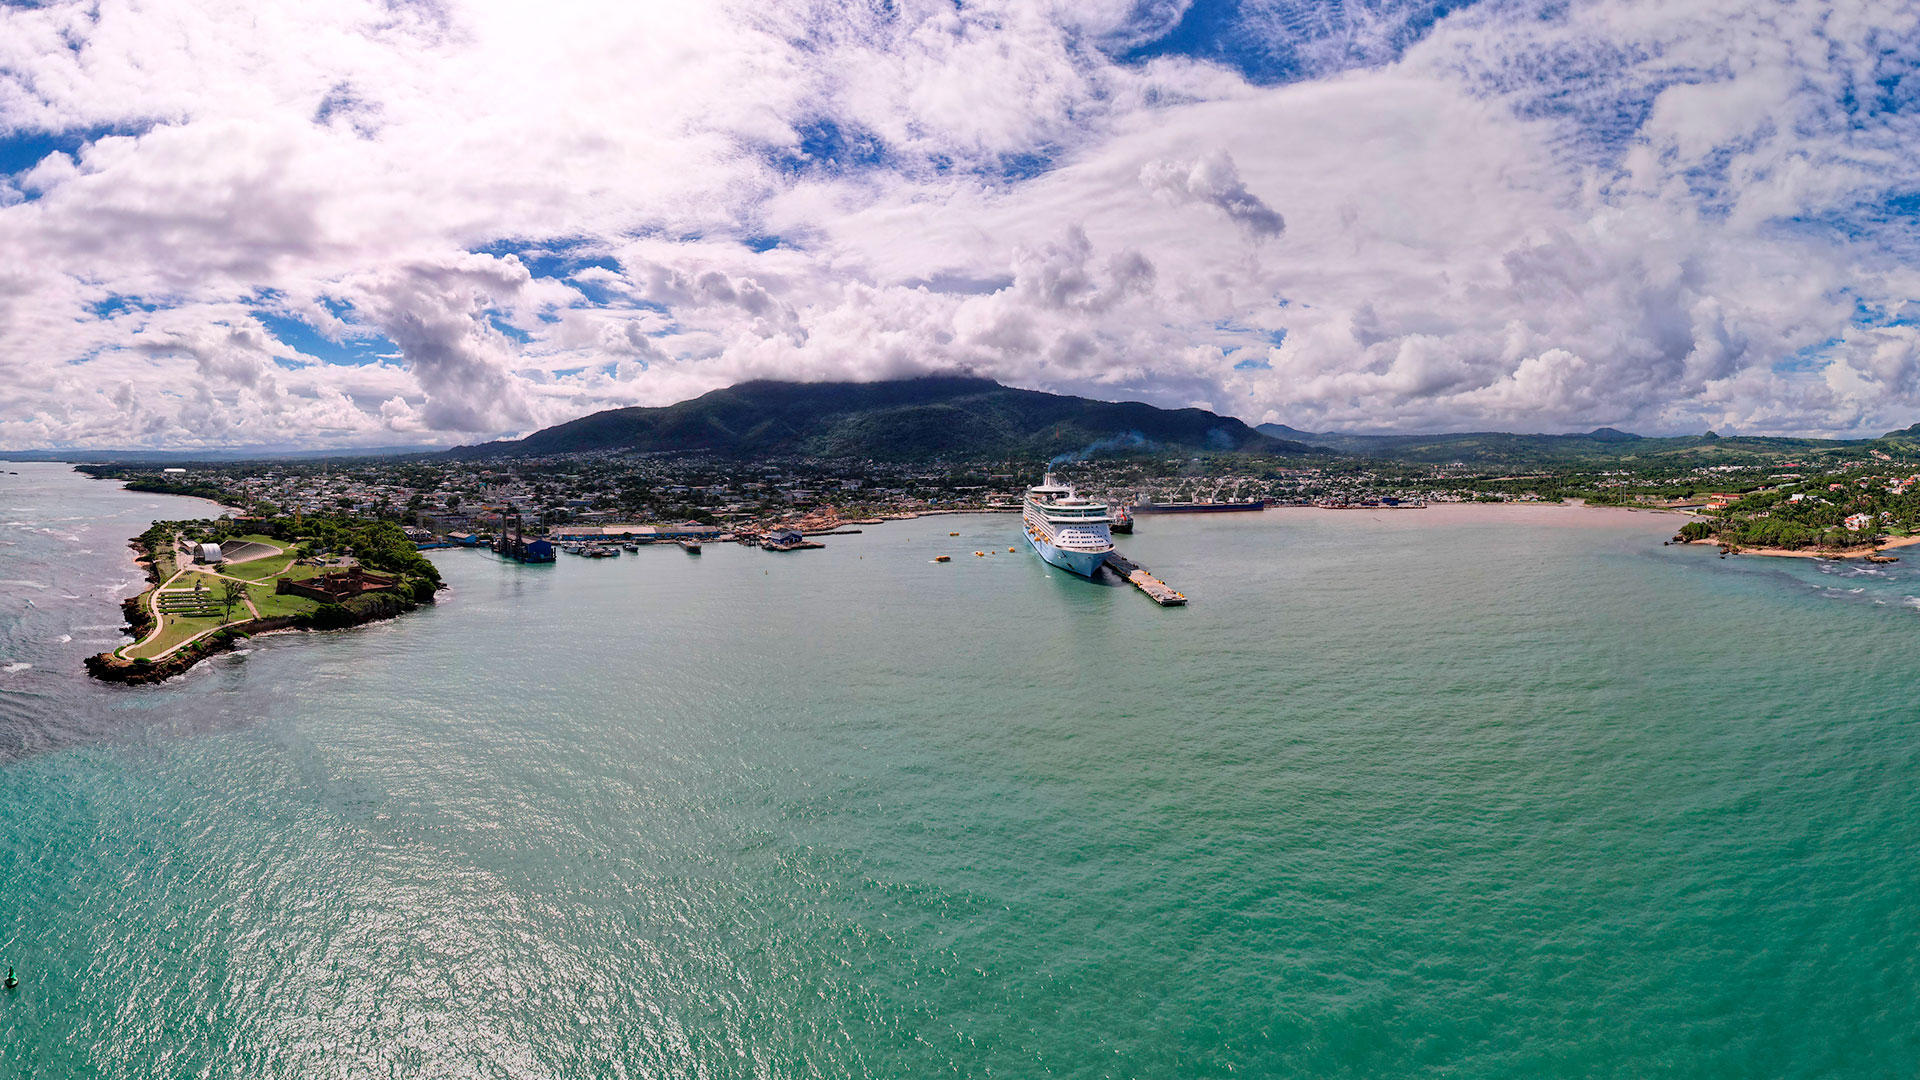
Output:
[66, 436, 1920, 684]
[75, 451, 1870, 546]
[72, 442, 1920, 562]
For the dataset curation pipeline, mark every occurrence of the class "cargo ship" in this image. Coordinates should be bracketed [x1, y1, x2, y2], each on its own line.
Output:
[1131, 499, 1266, 514]
[1023, 477, 1114, 578]
[1109, 505, 1134, 533]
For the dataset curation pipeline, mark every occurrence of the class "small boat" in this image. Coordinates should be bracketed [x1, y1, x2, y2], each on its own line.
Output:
[623, 543, 639, 552]
[677, 539, 702, 554]
[934, 555, 951, 563]
[974, 551, 985, 557]
[950, 532, 960, 536]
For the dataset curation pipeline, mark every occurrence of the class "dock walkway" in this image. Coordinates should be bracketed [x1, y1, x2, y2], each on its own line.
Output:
[1103, 551, 1187, 606]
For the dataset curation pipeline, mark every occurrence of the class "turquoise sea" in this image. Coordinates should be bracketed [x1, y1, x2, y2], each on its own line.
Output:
[0, 461, 1915, 1077]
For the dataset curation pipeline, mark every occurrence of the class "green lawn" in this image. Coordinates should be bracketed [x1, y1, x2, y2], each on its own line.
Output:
[122, 560, 326, 658]
[163, 573, 253, 619]
[224, 552, 296, 581]
[177, 570, 239, 593]
[246, 579, 318, 619]
[125, 611, 229, 660]
[121, 539, 397, 661]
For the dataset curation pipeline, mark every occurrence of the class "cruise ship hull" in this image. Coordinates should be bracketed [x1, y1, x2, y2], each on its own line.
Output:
[1025, 529, 1108, 578]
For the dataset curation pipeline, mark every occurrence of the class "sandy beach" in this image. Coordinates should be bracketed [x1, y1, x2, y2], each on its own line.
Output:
[1676, 532, 1920, 561]
[1270, 501, 1915, 563]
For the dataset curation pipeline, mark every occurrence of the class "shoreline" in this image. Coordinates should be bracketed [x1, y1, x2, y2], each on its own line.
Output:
[86, 526, 427, 685]
[1677, 532, 1920, 561]
[78, 468, 245, 515]
[77, 498, 1776, 687]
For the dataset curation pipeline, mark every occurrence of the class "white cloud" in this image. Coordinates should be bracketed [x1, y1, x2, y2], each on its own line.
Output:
[1140, 151, 1285, 238]
[0, 0, 1918, 448]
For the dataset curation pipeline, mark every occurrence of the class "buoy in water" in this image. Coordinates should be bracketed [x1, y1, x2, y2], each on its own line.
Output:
[4, 966, 16, 989]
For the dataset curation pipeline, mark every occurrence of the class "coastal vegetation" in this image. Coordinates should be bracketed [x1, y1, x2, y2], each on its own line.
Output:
[88, 514, 440, 682]
[250, 516, 443, 585]
[138, 514, 442, 585]
[1679, 471, 1920, 552]
[1677, 521, 1714, 543]
[118, 474, 234, 505]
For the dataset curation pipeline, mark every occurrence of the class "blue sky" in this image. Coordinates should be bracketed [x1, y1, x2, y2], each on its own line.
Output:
[1, 0, 1918, 448]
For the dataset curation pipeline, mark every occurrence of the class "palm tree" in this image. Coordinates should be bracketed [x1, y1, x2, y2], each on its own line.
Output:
[220, 579, 248, 621]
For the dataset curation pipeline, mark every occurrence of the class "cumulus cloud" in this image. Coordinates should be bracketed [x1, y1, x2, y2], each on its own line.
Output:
[1140, 151, 1285, 238]
[1012, 226, 1157, 313]
[337, 254, 537, 433]
[0, 0, 1919, 448]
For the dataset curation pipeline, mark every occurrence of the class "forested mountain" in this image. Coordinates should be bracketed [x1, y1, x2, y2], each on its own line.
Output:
[449, 377, 1310, 461]
[1254, 423, 1910, 467]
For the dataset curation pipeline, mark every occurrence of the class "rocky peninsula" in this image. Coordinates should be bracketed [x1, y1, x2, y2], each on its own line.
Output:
[87, 517, 439, 684]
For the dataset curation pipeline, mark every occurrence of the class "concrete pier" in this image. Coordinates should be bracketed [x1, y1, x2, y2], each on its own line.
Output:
[1104, 551, 1187, 606]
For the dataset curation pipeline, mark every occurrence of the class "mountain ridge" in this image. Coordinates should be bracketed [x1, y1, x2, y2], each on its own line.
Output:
[446, 376, 1311, 461]
[1253, 422, 1920, 466]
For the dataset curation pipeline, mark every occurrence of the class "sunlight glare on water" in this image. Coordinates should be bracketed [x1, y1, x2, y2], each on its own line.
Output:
[0, 464, 1916, 1077]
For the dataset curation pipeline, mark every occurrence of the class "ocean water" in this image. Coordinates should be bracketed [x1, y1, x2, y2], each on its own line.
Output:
[0, 462, 1915, 1077]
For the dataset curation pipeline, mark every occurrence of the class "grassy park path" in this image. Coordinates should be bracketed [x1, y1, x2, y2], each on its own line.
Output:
[122, 536, 290, 661]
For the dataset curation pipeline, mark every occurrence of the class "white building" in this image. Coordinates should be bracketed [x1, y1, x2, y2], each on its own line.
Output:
[197, 542, 223, 563]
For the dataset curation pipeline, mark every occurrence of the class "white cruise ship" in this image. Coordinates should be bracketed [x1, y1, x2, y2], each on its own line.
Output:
[1023, 476, 1114, 577]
